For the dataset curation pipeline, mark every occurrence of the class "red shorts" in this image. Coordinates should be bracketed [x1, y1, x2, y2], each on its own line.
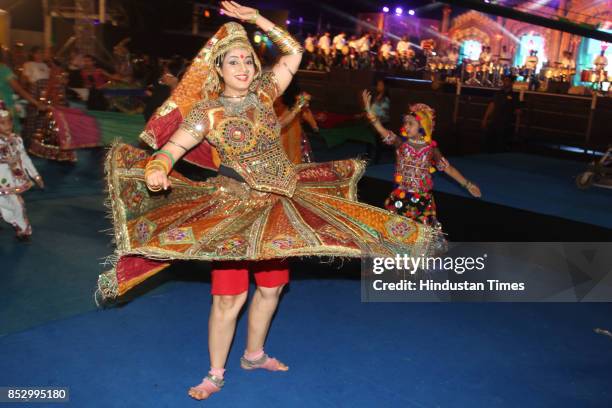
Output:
[211, 259, 290, 295]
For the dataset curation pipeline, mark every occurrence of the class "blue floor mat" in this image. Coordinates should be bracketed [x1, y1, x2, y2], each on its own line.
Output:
[1, 280, 611, 407]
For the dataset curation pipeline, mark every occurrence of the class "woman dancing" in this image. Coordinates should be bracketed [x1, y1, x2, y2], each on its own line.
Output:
[28, 55, 77, 162]
[99, 1, 437, 401]
[275, 87, 318, 163]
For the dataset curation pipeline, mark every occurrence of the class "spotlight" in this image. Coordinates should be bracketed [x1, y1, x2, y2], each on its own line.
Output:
[220, 9, 225, 15]
[286, 19, 291, 25]
[395, 7, 403, 15]
[408, 9, 415, 16]
[299, 17, 304, 23]
[382, 6, 389, 13]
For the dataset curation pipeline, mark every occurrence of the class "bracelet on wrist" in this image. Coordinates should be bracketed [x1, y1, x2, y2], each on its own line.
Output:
[145, 159, 170, 175]
[153, 149, 176, 167]
[167, 139, 188, 152]
[265, 25, 303, 55]
[248, 10, 259, 24]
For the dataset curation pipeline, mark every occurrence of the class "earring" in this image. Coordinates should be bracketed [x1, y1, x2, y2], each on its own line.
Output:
[248, 71, 261, 93]
[204, 72, 222, 95]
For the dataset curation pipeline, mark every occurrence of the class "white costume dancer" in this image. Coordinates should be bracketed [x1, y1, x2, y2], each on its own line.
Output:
[0, 102, 43, 239]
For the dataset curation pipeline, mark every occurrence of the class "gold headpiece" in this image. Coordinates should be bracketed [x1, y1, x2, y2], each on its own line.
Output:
[201, 22, 262, 98]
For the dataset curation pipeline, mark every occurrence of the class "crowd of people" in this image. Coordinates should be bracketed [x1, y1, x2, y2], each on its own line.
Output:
[0, 40, 191, 242]
[300, 30, 610, 95]
[301, 31, 429, 73]
[0, 39, 195, 114]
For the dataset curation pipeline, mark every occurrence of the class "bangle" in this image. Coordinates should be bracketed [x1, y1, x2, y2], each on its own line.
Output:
[167, 139, 189, 152]
[145, 159, 170, 175]
[381, 130, 395, 144]
[149, 159, 169, 173]
[145, 167, 167, 179]
[266, 25, 303, 55]
[145, 162, 167, 174]
[147, 183, 162, 192]
[154, 154, 173, 169]
[248, 9, 259, 24]
[154, 149, 176, 167]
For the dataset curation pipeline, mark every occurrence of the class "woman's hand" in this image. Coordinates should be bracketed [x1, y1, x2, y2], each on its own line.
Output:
[361, 89, 372, 112]
[220, 1, 258, 23]
[160, 73, 178, 88]
[294, 92, 311, 111]
[145, 169, 171, 191]
[34, 176, 44, 189]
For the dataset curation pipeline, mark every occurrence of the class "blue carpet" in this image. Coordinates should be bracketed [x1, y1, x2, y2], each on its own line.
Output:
[365, 153, 612, 229]
[1, 150, 115, 336]
[1, 280, 611, 407]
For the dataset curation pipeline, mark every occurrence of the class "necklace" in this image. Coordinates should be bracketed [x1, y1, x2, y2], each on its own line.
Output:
[408, 138, 427, 146]
[221, 93, 248, 99]
[219, 92, 258, 116]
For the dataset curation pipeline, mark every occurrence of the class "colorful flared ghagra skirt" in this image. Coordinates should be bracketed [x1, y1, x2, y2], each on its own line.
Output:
[99, 144, 438, 300]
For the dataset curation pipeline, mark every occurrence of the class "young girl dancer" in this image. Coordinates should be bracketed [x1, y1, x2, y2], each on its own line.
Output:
[363, 90, 481, 247]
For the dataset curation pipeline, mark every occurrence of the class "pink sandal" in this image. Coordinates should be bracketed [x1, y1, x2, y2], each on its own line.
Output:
[188, 374, 224, 400]
[240, 354, 289, 371]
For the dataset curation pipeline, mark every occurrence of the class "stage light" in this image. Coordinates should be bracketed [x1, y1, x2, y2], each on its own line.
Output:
[204, 10, 210, 18]
[299, 17, 304, 23]
[395, 7, 403, 15]
[254, 33, 262, 44]
[408, 9, 415, 16]
[382, 6, 390, 13]
[286, 19, 291, 25]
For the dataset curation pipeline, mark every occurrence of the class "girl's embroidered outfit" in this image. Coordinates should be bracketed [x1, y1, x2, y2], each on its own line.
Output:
[0, 132, 40, 237]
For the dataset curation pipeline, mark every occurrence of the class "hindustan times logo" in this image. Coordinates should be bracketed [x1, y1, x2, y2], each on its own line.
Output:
[371, 254, 488, 275]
